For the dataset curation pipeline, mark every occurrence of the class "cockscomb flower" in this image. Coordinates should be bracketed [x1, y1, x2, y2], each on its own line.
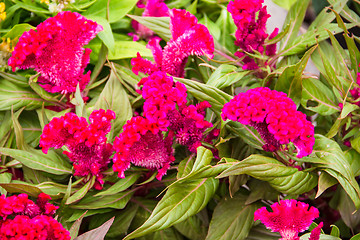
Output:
[221, 87, 315, 158]
[8, 11, 102, 94]
[40, 109, 115, 189]
[227, 0, 278, 70]
[0, 193, 70, 239]
[254, 199, 321, 240]
[130, 0, 170, 41]
[138, 71, 214, 152]
[132, 9, 214, 77]
[113, 116, 175, 180]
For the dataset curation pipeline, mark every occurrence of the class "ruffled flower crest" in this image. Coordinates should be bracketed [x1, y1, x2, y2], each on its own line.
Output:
[0, 193, 70, 239]
[113, 116, 175, 180]
[227, 0, 278, 70]
[130, 0, 170, 41]
[221, 87, 315, 158]
[131, 9, 214, 77]
[254, 199, 321, 240]
[40, 109, 115, 189]
[8, 11, 103, 94]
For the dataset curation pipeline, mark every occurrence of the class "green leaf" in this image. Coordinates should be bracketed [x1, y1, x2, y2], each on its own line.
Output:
[109, 41, 153, 60]
[66, 177, 95, 204]
[301, 78, 340, 115]
[0, 147, 72, 175]
[69, 212, 87, 239]
[271, 0, 297, 10]
[330, 225, 340, 237]
[206, 194, 261, 240]
[0, 173, 12, 195]
[2, 23, 35, 39]
[275, 45, 316, 106]
[207, 65, 248, 89]
[336, 187, 360, 230]
[127, 15, 171, 41]
[174, 77, 232, 114]
[0, 182, 42, 197]
[351, 233, 360, 240]
[12, 0, 50, 14]
[305, 135, 360, 208]
[106, 204, 139, 237]
[95, 173, 140, 197]
[0, 81, 44, 111]
[218, 155, 318, 195]
[83, 0, 137, 23]
[86, 16, 115, 52]
[94, 68, 133, 140]
[316, 172, 337, 198]
[280, 23, 355, 56]
[308, 0, 347, 30]
[340, 103, 359, 119]
[74, 217, 114, 240]
[280, 0, 310, 49]
[71, 190, 134, 209]
[245, 224, 280, 239]
[174, 215, 206, 240]
[124, 178, 219, 239]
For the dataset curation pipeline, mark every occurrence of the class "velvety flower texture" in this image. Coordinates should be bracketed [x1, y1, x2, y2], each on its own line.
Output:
[130, 0, 170, 41]
[131, 9, 214, 77]
[40, 109, 115, 189]
[8, 11, 102, 93]
[139, 71, 213, 152]
[113, 116, 175, 180]
[221, 87, 315, 158]
[0, 193, 70, 240]
[254, 199, 320, 240]
[227, 0, 278, 70]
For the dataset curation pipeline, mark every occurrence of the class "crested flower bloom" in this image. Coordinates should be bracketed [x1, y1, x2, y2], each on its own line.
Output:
[221, 87, 315, 158]
[40, 109, 115, 189]
[8, 11, 102, 94]
[254, 199, 321, 240]
[0, 193, 70, 240]
[113, 116, 175, 180]
[138, 71, 213, 152]
[130, 0, 170, 41]
[227, 0, 278, 70]
[131, 9, 214, 77]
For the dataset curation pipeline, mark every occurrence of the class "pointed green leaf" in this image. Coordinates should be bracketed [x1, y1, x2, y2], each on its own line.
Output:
[207, 64, 248, 89]
[206, 194, 261, 240]
[218, 155, 317, 195]
[66, 177, 95, 204]
[0, 182, 42, 197]
[127, 15, 171, 41]
[95, 173, 140, 197]
[124, 178, 219, 239]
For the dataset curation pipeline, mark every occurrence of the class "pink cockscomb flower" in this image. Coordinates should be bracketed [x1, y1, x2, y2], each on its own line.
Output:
[8, 11, 102, 94]
[113, 116, 175, 180]
[221, 87, 315, 158]
[40, 109, 115, 189]
[131, 9, 214, 77]
[138, 71, 213, 152]
[130, 0, 170, 41]
[0, 193, 69, 240]
[227, 0, 278, 70]
[254, 199, 321, 240]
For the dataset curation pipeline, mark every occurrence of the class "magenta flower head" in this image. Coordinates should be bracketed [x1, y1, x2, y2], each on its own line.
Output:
[8, 11, 103, 94]
[0, 193, 70, 240]
[254, 199, 320, 240]
[138, 71, 213, 152]
[130, 0, 170, 41]
[131, 9, 214, 77]
[227, 0, 278, 70]
[221, 87, 315, 158]
[40, 109, 115, 189]
[113, 116, 175, 180]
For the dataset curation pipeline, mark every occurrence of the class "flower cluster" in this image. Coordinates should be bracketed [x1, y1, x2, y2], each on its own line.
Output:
[113, 116, 175, 180]
[254, 199, 321, 240]
[227, 0, 278, 70]
[40, 109, 115, 189]
[8, 11, 102, 94]
[222, 87, 315, 158]
[130, 0, 170, 41]
[131, 9, 214, 77]
[0, 193, 70, 240]
[113, 71, 215, 178]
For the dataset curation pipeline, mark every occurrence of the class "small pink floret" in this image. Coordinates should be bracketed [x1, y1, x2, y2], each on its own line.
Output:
[254, 199, 319, 240]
